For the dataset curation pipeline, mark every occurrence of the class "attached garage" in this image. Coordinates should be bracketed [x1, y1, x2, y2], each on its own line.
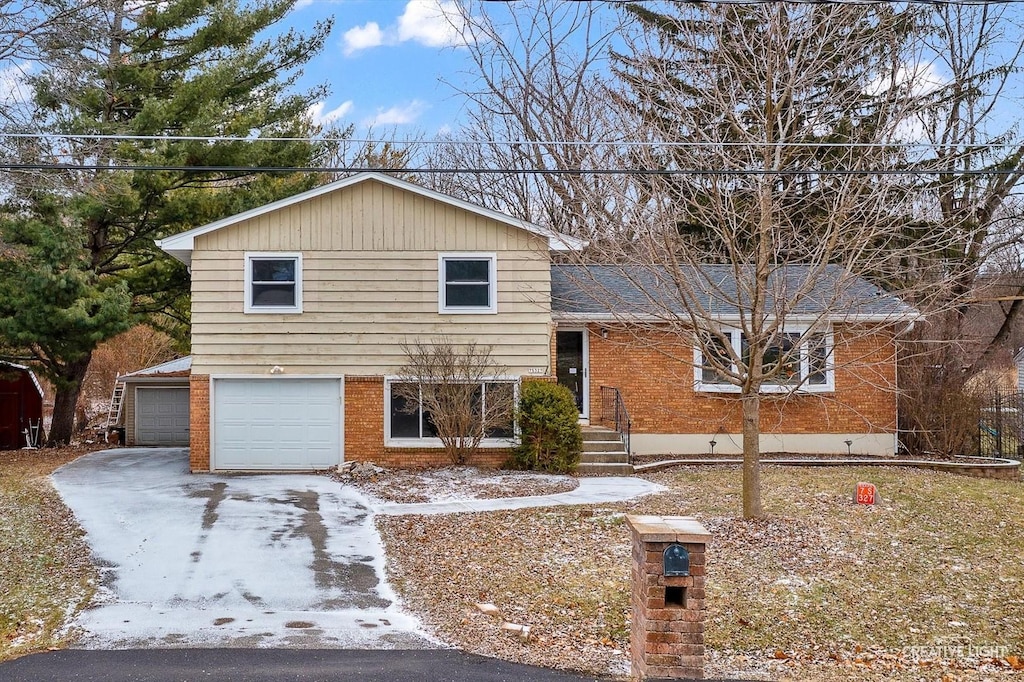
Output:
[212, 377, 343, 471]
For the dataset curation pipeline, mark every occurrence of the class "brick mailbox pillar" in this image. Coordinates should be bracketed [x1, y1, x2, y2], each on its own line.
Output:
[626, 515, 711, 680]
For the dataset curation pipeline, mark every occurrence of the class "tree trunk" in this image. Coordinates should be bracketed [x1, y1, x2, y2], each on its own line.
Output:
[741, 391, 764, 519]
[47, 352, 93, 446]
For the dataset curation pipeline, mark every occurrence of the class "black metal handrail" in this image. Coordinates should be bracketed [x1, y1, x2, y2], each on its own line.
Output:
[599, 385, 632, 462]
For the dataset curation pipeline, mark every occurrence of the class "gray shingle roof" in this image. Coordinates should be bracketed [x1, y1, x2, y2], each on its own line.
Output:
[120, 356, 192, 378]
[551, 264, 916, 321]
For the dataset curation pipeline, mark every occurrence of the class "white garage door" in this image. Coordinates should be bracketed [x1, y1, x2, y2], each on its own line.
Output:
[136, 387, 190, 446]
[213, 378, 342, 470]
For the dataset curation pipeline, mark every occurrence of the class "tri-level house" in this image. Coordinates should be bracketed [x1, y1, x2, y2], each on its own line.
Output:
[140, 172, 912, 471]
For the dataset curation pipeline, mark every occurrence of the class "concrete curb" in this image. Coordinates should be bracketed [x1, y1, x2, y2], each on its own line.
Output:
[633, 455, 1022, 481]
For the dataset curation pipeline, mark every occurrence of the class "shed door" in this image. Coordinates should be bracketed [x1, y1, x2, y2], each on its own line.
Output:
[136, 387, 190, 446]
[212, 378, 342, 471]
[0, 392, 20, 449]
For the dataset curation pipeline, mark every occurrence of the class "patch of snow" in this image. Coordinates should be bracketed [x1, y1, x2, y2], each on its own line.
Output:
[52, 448, 437, 649]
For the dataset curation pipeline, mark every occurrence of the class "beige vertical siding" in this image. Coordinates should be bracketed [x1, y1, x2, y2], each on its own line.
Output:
[190, 179, 552, 375]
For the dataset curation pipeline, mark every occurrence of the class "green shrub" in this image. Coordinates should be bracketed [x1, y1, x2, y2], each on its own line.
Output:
[509, 381, 582, 473]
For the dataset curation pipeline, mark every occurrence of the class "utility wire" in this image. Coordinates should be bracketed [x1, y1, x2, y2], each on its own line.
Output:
[2, 163, 1021, 175]
[1, 132, 1022, 150]
[586, 0, 1024, 5]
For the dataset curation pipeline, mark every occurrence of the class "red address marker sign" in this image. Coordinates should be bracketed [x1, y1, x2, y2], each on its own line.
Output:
[855, 482, 877, 505]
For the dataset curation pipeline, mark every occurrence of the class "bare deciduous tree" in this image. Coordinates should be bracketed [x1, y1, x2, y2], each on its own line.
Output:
[422, 0, 640, 238]
[901, 4, 1024, 374]
[79, 324, 179, 428]
[574, 2, 951, 519]
[393, 339, 516, 465]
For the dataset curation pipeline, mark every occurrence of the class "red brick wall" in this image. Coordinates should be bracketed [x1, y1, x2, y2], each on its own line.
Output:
[187, 374, 509, 472]
[189, 374, 211, 471]
[559, 324, 897, 436]
[344, 376, 508, 468]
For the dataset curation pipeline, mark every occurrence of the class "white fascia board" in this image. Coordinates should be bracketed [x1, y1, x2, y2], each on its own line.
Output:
[552, 311, 919, 324]
[0, 361, 44, 398]
[155, 172, 582, 264]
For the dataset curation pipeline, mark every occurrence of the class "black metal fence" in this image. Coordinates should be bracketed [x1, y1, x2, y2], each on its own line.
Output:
[599, 385, 632, 459]
[979, 391, 1024, 458]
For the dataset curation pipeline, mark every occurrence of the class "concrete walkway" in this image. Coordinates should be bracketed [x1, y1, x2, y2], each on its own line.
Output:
[375, 476, 665, 516]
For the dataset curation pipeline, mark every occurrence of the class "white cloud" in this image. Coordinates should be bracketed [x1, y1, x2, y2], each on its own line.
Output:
[396, 0, 469, 49]
[866, 61, 948, 98]
[293, 0, 313, 8]
[341, 0, 470, 56]
[362, 100, 428, 127]
[0, 62, 32, 105]
[865, 61, 950, 143]
[342, 22, 385, 56]
[308, 100, 354, 127]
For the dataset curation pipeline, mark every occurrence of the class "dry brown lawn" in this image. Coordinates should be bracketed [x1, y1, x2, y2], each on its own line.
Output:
[0, 444, 103, 661]
[377, 465, 1024, 681]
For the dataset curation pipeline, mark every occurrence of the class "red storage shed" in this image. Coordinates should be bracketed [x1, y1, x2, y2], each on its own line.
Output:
[0, 362, 44, 450]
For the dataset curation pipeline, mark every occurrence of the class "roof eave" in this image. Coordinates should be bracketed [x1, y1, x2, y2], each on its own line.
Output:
[552, 310, 921, 324]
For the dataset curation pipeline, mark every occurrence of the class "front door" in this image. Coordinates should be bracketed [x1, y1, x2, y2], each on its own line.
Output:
[556, 330, 589, 419]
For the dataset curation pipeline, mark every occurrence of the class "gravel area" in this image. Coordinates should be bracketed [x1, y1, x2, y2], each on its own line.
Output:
[330, 464, 579, 504]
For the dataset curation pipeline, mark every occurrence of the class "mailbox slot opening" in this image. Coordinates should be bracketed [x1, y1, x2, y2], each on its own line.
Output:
[665, 585, 686, 607]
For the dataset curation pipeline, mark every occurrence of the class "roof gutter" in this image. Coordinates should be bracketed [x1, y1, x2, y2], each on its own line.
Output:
[552, 310, 922, 324]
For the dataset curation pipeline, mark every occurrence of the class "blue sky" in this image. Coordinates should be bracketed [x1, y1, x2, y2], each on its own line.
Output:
[287, 0, 484, 136]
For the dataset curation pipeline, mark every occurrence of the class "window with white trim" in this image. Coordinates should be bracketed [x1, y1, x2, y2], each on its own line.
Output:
[244, 253, 302, 313]
[438, 253, 497, 313]
[386, 380, 516, 444]
[695, 327, 833, 392]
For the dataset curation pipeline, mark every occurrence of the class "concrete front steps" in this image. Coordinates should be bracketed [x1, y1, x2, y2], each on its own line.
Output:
[577, 426, 633, 475]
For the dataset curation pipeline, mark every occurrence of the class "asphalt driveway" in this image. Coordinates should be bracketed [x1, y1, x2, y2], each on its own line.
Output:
[52, 448, 434, 650]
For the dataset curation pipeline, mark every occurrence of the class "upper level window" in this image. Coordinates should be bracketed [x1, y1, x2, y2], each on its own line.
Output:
[245, 252, 302, 314]
[695, 326, 833, 393]
[438, 253, 497, 314]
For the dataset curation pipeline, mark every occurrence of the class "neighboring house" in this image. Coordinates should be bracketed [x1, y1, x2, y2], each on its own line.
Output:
[1016, 348, 1024, 393]
[156, 172, 913, 472]
[119, 356, 192, 447]
[0, 362, 43, 450]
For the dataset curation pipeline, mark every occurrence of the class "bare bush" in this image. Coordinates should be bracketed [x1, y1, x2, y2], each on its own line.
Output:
[393, 339, 516, 465]
[77, 325, 177, 428]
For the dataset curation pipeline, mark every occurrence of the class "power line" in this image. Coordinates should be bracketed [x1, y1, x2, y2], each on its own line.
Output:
[1, 132, 1022, 150]
[2, 163, 1021, 175]
[595, 0, 1024, 4]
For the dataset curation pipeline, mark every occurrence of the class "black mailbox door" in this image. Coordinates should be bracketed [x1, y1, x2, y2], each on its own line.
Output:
[663, 544, 690, 577]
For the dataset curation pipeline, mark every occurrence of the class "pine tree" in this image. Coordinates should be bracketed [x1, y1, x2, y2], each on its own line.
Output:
[0, 0, 335, 444]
